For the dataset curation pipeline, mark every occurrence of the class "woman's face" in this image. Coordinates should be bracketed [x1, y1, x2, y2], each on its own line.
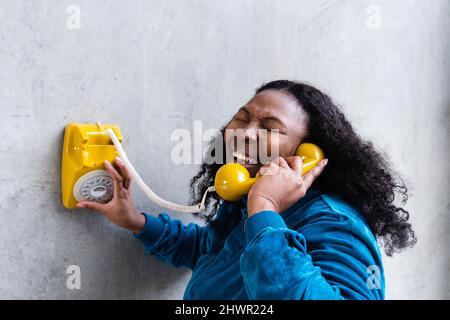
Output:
[224, 89, 309, 177]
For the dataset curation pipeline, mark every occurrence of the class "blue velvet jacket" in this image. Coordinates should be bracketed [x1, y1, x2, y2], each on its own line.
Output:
[133, 188, 385, 300]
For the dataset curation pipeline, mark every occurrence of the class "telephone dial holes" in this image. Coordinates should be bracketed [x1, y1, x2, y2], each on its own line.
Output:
[73, 170, 114, 203]
[92, 186, 107, 197]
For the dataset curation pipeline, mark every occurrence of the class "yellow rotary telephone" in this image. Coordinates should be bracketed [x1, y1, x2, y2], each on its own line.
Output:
[61, 123, 122, 209]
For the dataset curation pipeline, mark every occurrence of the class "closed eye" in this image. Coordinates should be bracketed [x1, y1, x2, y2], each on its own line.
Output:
[232, 108, 249, 122]
[262, 119, 287, 134]
[233, 116, 248, 122]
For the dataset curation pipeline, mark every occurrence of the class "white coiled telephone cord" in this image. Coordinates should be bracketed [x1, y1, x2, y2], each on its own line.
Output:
[98, 122, 215, 213]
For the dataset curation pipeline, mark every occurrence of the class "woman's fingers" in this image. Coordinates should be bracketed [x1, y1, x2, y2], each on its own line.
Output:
[114, 157, 132, 190]
[258, 156, 301, 177]
[104, 160, 124, 197]
[76, 159, 132, 213]
[258, 156, 288, 176]
[301, 159, 328, 189]
[76, 200, 106, 214]
[272, 156, 290, 169]
[75, 160, 122, 212]
[257, 162, 273, 176]
[285, 156, 303, 174]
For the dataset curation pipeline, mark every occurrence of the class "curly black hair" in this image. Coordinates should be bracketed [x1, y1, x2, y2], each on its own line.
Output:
[190, 80, 416, 256]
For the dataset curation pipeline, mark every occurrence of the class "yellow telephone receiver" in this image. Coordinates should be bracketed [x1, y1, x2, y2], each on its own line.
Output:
[61, 123, 122, 209]
[214, 143, 325, 201]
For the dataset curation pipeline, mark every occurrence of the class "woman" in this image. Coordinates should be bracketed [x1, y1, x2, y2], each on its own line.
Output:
[77, 80, 416, 300]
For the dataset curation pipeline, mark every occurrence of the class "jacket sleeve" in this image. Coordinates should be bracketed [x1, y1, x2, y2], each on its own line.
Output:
[239, 210, 384, 300]
[133, 212, 211, 270]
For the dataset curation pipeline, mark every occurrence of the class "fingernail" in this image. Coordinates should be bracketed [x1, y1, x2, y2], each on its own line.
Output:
[76, 203, 85, 208]
[115, 157, 122, 163]
[324, 159, 328, 165]
[104, 160, 111, 166]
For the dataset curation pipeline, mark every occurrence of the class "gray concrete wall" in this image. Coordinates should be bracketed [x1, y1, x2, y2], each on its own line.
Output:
[0, 0, 448, 299]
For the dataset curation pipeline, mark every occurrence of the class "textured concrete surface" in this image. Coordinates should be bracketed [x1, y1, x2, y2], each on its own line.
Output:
[0, 0, 448, 299]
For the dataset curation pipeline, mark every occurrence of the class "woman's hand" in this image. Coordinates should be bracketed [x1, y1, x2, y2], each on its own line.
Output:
[76, 157, 145, 234]
[247, 156, 328, 216]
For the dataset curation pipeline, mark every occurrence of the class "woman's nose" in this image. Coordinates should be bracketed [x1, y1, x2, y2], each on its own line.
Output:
[240, 123, 258, 141]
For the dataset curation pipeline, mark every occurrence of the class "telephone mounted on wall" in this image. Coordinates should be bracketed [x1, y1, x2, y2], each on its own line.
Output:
[61, 122, 324, 212]
[61, 123, 123, 209]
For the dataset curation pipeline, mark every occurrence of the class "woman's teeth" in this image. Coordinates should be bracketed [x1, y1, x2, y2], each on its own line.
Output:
[232, 151, 258, 164]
